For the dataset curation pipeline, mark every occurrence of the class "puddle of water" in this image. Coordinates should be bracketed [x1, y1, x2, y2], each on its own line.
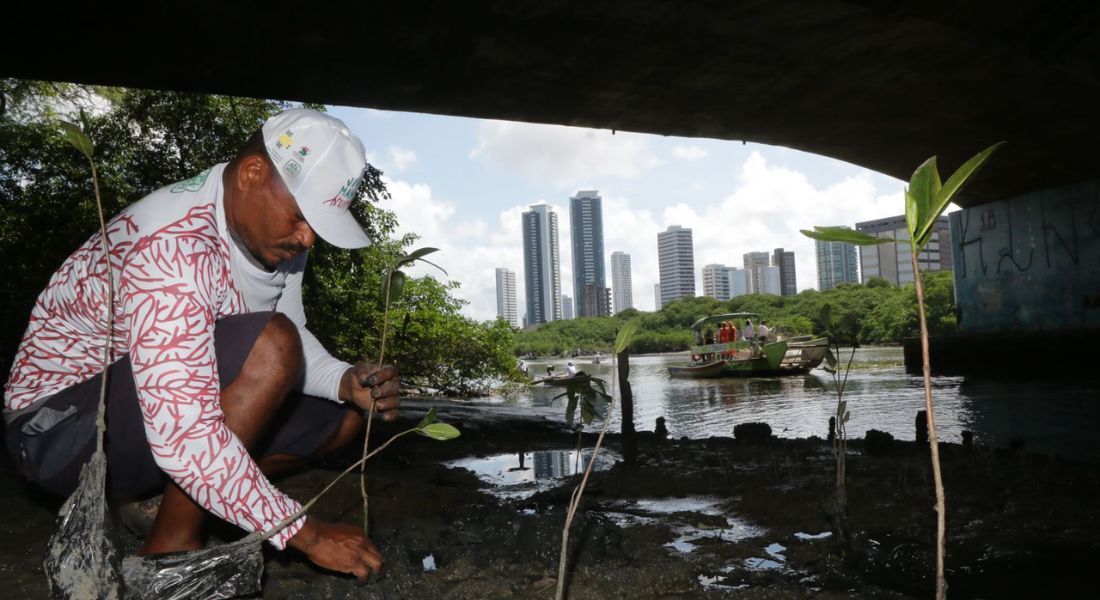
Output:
[744, 557, 784, 571]
[422, 554, 436, 572]
[600, 496, 765, 555]
[446, 449, 621, 500]
[794, 531, 833, 541]
[697, 573, 748, 590]
[765, 542, 787, 558]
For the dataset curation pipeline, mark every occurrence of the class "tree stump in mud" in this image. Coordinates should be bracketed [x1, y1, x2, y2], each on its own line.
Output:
[864, 429, 895, 456]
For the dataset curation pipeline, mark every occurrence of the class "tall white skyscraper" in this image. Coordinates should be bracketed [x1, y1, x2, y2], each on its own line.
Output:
[570, 190, 607, 317]
[761, 265, 781, 295]
[654, 284, 662, 310]
[729, 268, 749, 297]
[610, 251, 633, 314]
[702, 264, 733, 300]
[658, 225, 695, 306]
[494, 267, 518, 327]
[522, 204, 562, 325]
[815, 228, 860, 290]
[561, 294, 574, 320]
[743, 251, 770, 294]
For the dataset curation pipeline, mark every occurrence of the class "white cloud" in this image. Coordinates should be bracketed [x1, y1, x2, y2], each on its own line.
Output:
[468, 120, 663, 187]
[387, 146, 417, 172]
[672, 145, 708, 160]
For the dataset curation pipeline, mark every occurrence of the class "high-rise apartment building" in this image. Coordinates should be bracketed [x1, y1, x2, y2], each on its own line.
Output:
[561, 294, 574, 320]
[654, 284, 662, 310]
[610, 251, 634, 314]
[522, 204, 562, 325]
[702, 264, 733, 300]
[815, 228, 860, 290]
[658, 225, 695, 306]
[856, 215, 952, 285]
[494, 267, 518, 327]
[729, 268, 749, 297]
[570, 190, 606, 317]
[743, 251, 770, 294]
[772, 248, 797, 296]
[761, 265, 781, 295]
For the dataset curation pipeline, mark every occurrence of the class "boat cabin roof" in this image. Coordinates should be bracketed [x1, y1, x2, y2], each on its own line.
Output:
[690, 312, 761, 332]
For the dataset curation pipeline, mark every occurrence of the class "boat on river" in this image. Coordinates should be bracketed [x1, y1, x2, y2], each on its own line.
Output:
[668, 312, 819, 378]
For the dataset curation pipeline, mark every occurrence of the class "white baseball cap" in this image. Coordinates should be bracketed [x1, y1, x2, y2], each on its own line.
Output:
[262, 108, 371, 249]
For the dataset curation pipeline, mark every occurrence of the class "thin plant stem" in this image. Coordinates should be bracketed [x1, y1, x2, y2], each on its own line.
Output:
[912, 250, 947, 600]
[360, 270, 394, 536]
[88, 159, 113, 454]
[556, 359, 617, 600]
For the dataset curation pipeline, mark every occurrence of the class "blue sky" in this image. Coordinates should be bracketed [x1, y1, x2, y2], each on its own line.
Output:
[328, 105, 914, 322]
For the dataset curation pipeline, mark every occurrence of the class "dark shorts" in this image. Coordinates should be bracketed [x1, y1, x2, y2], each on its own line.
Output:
[5, 311, 354, 499]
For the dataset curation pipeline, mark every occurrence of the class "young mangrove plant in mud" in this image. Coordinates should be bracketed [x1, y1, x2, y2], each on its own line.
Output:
[802, 142, 1002, 599]
[45, 121, 460, 599]
[361, 247, 448, 535]
[817, 304, 861, 556]
[554, 321, 638, 600]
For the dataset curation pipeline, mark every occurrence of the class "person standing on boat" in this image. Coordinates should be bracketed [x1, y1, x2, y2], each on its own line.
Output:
[758, 320, 772, 343]
[566, 362, 578, 377]
[743, 320, 755, 341]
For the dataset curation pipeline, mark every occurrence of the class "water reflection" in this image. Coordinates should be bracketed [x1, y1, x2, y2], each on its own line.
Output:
[476, 348, 1100, 462]
[446, 449, 620, 500]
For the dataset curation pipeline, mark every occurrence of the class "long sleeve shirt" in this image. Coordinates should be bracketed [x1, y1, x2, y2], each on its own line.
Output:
[4, 164, 351, 548]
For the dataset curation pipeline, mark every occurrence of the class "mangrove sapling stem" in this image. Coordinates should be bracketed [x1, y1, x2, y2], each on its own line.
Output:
[556, 360, 617, 600]
[360, 269, 396, 536]
[912, 250, 947, 600]
[88, 158, 113, 455]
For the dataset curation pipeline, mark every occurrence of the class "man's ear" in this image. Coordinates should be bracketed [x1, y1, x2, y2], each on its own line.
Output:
[237, 154, 270, 192]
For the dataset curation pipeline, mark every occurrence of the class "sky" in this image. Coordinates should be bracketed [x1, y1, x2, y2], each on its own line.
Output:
[328, 105, 923, 323]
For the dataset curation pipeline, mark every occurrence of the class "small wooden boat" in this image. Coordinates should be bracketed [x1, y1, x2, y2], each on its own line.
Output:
[533, 373, 589, 386]
[779, 336, 829, 373]
[668, 360, 728, 378]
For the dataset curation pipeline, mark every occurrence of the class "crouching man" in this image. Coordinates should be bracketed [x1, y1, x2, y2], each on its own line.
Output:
[4, 108, 395, 580]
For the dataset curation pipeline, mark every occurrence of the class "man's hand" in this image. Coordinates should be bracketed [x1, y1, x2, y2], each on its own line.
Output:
[340, 361, 400, 421]
[287, 518, 382, 580]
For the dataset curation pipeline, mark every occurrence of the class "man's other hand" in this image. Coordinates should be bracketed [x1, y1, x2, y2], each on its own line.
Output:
[288, 518, 382, 580]
[340, 361, 400, 420]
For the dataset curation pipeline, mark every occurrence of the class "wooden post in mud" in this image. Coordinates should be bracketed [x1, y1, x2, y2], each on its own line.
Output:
[618, 349, 636, 464]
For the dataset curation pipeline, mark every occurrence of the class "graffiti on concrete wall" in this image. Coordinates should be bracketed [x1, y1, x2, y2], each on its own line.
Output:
[950, 180, 1100, 333]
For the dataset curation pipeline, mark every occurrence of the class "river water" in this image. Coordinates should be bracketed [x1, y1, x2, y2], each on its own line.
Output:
[479, 347, 1100, 462]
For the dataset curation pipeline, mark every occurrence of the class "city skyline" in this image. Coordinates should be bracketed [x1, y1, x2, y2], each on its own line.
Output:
[657, 225, 696, 306]
[570, 190, 608, 317]
[494, 267, 518, 327]
[521, 204, 561, 325]
[610, 251, 634, 314]
[328, 105, 920, 322]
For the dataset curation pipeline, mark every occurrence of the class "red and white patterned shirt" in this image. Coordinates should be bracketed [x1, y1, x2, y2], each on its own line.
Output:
[4, 164, 352, 548]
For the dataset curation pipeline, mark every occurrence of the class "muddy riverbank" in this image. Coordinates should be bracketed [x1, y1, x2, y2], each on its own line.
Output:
[2, 400, 1098, 598]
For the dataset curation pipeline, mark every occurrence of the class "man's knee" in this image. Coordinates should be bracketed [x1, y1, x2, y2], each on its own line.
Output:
[252, 313, 304, 382]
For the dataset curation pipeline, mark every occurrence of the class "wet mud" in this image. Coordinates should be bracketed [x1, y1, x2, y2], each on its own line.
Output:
[2, 400, 1098, 598]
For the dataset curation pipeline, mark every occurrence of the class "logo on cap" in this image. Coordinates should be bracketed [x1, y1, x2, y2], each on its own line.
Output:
[276, 130, 294, 150]
[296, 146, 311, 160]
[283, 160, 302, 178]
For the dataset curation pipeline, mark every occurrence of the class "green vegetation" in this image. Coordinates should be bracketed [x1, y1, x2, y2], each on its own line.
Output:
[0, 80, 519, 395]
[514, 273, 956, 356]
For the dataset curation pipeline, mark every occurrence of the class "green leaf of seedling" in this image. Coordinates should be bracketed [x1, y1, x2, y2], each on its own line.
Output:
[838, 312, 861, 343]
[416, 406, 438, 429]
[916, 141, 1004, 250]
[843, 411, 851, 423]
[418, 422, 461, 440]
[402, 247, 439, 265]
[614, 320, 640, 354]
[824, 348, 838, 371]
[818, 304, 834, 331]
[800, 226, 890, 246]
[59, 121, 94, 160]
[386, 270, 406, 303]
[837, 400, 846, 416]
[906, 156, 939, 240]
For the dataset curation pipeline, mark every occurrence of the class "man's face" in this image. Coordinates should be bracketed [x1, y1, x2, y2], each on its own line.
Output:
[235, 159, 318, 270]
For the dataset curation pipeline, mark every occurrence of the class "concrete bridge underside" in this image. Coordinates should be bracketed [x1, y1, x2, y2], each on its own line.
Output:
[6, 1, 1100, 208]
[7, 1, 1100, 376]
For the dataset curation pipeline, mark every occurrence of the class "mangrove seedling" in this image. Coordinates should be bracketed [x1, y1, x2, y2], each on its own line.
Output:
[802, 141, 1002, 599]
[817, 303, 860, 554]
